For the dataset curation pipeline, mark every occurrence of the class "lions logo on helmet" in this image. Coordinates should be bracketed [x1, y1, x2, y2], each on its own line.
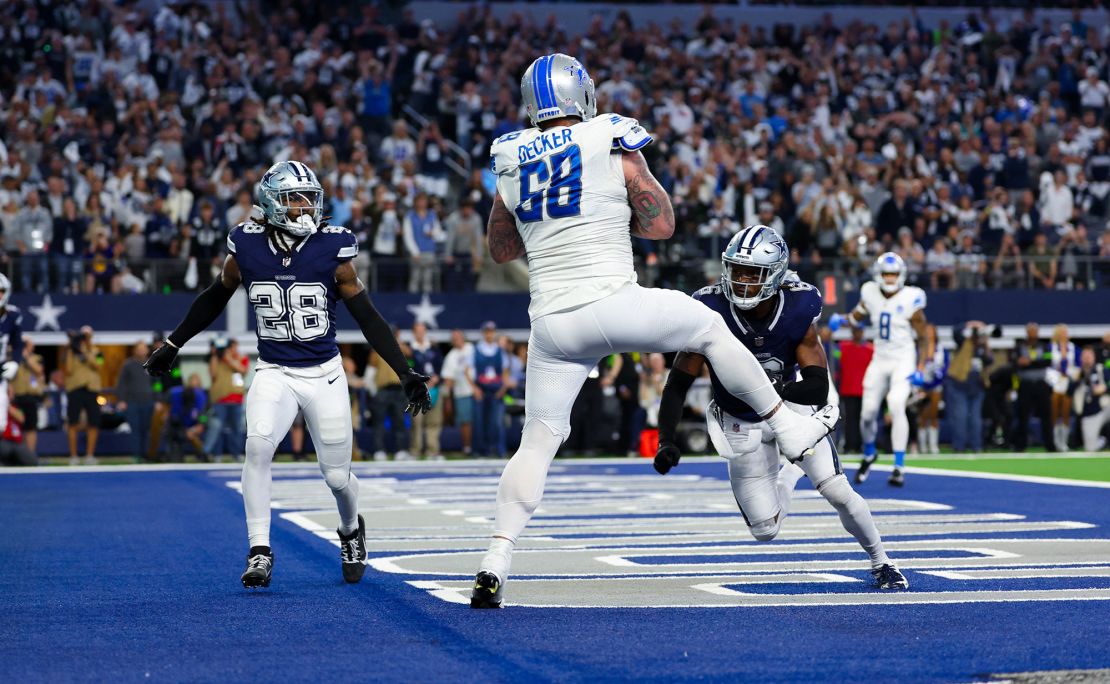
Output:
[256, 161, 324, 237]
[873, 252, 907, 294]
[521, 54, 596, 126]
[721, 225, 789, 310]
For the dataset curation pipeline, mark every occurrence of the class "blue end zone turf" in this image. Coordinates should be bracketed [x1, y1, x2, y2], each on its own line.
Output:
[2, 461, 1108, 683]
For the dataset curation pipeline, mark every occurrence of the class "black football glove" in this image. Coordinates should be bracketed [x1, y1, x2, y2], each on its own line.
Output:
[143, 342, 179, 377]
[654, 441, 682, 475]
[401, 369, 432, 415]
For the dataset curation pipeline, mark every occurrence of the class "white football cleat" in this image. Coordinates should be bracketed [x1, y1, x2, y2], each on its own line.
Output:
[768, 403, 837, 461]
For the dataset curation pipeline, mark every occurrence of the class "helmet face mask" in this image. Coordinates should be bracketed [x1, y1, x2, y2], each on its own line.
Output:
[721, 225, 789, 310]
[521, 54, 596, 126]
[257, 161, 324, 237]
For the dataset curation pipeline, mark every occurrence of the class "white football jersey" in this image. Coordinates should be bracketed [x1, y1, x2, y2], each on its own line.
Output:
[855, 281, 926, 361]
[491, 114, 652, 320]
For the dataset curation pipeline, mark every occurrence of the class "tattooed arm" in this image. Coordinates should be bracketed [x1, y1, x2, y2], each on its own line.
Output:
[622, 151, 675, 240]
[487, 193, 526, 264]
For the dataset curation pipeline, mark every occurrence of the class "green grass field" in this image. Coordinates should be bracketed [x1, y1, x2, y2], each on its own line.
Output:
[908, 454, 1110, 483]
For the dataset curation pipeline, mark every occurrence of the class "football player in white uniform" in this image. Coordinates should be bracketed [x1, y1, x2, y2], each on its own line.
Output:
[830, 253, 931, 487]
[471, 53, 836, 608]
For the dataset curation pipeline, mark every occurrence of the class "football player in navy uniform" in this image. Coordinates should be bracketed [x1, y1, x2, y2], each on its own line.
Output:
[654, 226, 907, 590]
[0, 274, 23, 433]
[144, 161, 431, 588]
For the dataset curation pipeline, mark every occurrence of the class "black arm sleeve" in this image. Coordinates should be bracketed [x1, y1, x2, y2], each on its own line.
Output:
[780, 365, 830, 406]
[343, 290, 410, 377]
[658, 367, 697, 444]
[167, 280, 237, 348]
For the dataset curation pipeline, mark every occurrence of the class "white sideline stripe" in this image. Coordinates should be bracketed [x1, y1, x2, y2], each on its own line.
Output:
[920, 566, 1110, 581]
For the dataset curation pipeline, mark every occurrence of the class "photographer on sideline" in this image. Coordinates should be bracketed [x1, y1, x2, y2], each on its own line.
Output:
[64, 326, 102, 465]
[11, 338, 45, 457]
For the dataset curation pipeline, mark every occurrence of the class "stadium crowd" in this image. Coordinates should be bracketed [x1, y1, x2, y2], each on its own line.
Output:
[0, 2, 1108, 294]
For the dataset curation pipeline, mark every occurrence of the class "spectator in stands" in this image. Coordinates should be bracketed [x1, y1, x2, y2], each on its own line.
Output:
[204, 339, 247, 463]
[63, 326, 101, 465]
[52, 198, 87, 294]
[115, 341, 155, 463]
[409, 322, 444, 461]
[441, 329, 476, 456]
[403, 193, 443, 293]
[1074, 346, 1110, 452]
[442, 198, 483, 291]
[1040, 170, 1074, 233]
[955, 231, 986, 289]
[371, 192, 405, 292]
[876, 181, 915, 244]
[473, 321, 509, 458]
[84, 229, 122, 294]
[1026, 233, 1058, 289]
[1012, 322, 1055, 452]
[926, 238, 956, 290]
[991, 233, 1025, 289]
[17, 190, 52, 294]
[11, 338, 44, 458]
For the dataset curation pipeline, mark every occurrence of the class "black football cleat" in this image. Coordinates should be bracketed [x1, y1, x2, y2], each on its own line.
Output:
[888, 468, 905, 487]
[470, 571, 504, 609]
[872, 564, 909, 590]
[241, 547, 274, 588]
[338, 514, 368, 584]
[855, 455, 878, 484]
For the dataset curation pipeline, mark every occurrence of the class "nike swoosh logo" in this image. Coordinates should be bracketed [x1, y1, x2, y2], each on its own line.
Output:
[328, 376, 340, 384]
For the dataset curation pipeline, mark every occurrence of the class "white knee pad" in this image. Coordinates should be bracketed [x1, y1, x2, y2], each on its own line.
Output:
[245, 435, 275, 462]
[320, 461, 351, 491]
[316, 412, 349, 446]
[750, 516, 781, 542]
[816, 473, 854, 509]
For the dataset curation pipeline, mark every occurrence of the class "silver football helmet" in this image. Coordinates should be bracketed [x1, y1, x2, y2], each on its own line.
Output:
[521, 54, 596, 126]
[722, 225, 789, 310]
[0, 273, 9, 309]
[256, 160, 324, 237]
[873, 251, 907, 294]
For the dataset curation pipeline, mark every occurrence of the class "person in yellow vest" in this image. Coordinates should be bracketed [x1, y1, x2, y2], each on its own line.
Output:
[204, 338, 248, 462]
[11, 337, 45, 456]
[64, 326, 102, 465]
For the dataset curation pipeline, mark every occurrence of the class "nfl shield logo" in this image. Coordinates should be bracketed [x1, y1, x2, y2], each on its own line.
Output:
[282, 256, 291, 267]
[732, 423, 741, 433]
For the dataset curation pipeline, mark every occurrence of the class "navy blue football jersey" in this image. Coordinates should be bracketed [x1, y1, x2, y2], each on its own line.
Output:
[0, 306, 22, 364]
[228, 222, 358, 367]
[691, 280, 822, 421]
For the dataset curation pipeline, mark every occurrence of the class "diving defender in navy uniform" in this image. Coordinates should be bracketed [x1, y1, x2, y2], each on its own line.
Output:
[144, 161, 431, 588]
[654, 226, 907, 589]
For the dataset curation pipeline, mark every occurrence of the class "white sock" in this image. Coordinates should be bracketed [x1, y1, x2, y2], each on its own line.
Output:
[333, 473, 361, 535]
[929, 426, 940, 454]
[480, 537, 515, 581]
[243, 436, 275, 549]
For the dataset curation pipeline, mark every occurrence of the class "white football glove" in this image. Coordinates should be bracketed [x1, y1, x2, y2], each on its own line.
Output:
[1, 361, 18, 381]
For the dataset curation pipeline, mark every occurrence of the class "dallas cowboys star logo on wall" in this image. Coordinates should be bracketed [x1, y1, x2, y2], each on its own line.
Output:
[406, 293, 445, 329]
[28, 294, 67, 331]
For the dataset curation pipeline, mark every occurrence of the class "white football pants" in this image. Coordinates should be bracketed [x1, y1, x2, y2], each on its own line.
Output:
[709, 401, 886, 562]
[860, 355, 915, 453]
[491, 283, 783, 543]
[242, 355, 359, 547]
